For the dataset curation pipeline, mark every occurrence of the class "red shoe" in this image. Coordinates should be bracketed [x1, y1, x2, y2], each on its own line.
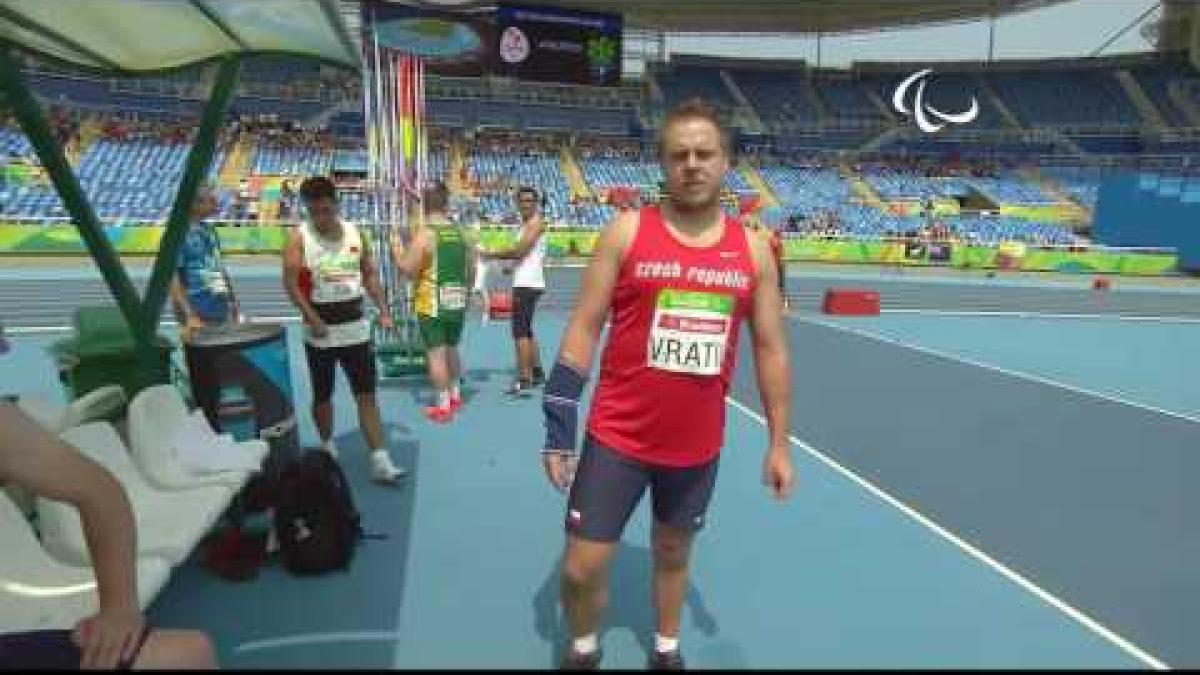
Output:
[424, 405, 454, 424]
[449, 394, 463, 412]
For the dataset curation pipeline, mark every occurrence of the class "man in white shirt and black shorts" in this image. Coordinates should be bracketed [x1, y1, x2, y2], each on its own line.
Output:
[282, 177, 405, 485]
[482, 185, 547, 397]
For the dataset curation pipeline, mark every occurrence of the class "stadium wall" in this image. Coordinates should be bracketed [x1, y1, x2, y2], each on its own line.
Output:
[0, 224, 1177, 276]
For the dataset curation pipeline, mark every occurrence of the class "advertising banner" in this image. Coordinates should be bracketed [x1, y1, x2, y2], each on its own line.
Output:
[0, 225, 1178, 276]
[494, 4, 622, 86]
[363, 0, 495, 78]
[361, 1, 622, 86]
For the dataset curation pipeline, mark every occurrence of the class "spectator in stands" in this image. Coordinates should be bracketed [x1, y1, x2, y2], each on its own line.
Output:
[235, 179, 252, 221]
[278, 180, 295, 221]
[0, 391, 216, 668]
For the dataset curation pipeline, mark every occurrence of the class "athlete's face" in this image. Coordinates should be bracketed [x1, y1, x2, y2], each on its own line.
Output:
[661, 117, 729, 211]
[305, 196, 339, 232]
[516, 191, 539, 221]
[191, 188, 217, 221]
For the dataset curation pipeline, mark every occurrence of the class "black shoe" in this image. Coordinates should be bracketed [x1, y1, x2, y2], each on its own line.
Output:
[647, 649, 685, 671]
[560, 648, 602, 670]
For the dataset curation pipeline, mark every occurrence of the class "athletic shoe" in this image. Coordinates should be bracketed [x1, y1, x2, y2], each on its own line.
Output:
[424, 405, 454, 424]
[449, 394, 463, 412]
[505, 380, 533, 398]
[647, 650, 685, 670]
[560, 648, 602, 670]
[370, 449, 406, 484]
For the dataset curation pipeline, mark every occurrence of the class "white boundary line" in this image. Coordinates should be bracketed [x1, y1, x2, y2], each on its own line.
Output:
[6, 316, 307, 335]
[236, 630, 402, 653]
[878, 308, 1200, 324]
[791, 313, 1200, 426]
[724, 396, 1168, 670]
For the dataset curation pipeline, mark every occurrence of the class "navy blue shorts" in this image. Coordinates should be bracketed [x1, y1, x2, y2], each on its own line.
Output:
[512, 287, 543, 340]
[0, 626, 151, 670]
[565, 435, 720, 543]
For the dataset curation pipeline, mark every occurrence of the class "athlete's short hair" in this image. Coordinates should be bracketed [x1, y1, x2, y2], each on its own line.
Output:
[423, 180, 449, 214]
[299, 176, 337, 203]
[657, 97, 731, 158]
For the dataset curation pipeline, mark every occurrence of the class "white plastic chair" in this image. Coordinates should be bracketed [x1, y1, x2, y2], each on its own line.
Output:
[0, 494, 170, 632]
[37, 423, 233, 567]
[126, 384, 267, 491]
[14, 385, 126, 434]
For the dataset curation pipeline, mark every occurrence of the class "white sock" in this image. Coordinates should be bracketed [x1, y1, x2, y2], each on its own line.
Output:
[655, 633, 679, 654]
[572, 633, 598, 655]
[437, 390, 451, 408]
[321, 439, 336, 453]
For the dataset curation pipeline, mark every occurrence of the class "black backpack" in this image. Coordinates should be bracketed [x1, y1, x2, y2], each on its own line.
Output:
[273, 450, 364, 575]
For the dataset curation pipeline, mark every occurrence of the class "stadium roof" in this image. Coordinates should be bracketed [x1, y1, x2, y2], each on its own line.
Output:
[408, 0, 1072, 35]
[0, 0, 360, 75]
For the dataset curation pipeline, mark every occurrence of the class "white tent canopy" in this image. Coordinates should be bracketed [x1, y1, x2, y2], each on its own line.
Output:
[0, 0, 359, 73]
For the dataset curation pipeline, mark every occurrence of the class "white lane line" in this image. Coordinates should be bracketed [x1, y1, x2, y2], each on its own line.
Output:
[791, 313, 1200, 425]
[878, 308, 1200, 324]
[724, 395, 1168, 670]
[6, 316, 306, 335]
[236, 630, 401, 653]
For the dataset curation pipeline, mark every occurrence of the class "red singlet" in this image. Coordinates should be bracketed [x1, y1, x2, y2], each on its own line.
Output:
[587, 206, 758, 468]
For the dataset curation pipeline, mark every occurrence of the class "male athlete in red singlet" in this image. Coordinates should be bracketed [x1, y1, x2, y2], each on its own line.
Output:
[540, 100, 794, 670]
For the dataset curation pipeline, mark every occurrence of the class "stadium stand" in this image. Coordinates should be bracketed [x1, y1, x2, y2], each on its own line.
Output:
[730, 68, 822, 132]
[812, 75, 886, 127]
[2, 50, 1195, 241]
[986, 66, 1141, 129]
[863, 69, 1008, 129]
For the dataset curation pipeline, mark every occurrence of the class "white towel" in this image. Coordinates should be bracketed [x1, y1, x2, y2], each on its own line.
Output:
[171, 411, 260, 475]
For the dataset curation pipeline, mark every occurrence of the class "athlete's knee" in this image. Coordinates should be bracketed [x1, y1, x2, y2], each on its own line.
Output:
[561, 558, 595, 590]
[652, 527, 694, 569]
[561, 546, 610, 591]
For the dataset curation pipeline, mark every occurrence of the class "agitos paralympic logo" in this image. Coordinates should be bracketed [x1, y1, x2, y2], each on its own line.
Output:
[892, 69, 979, 133]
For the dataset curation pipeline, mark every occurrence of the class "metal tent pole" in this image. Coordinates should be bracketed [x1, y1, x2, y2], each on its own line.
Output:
[0, 47, 143, 335]
[140, 56, 242, 347]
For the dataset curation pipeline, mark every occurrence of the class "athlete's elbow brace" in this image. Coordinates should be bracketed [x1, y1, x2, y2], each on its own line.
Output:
[542, 361, 587, 454]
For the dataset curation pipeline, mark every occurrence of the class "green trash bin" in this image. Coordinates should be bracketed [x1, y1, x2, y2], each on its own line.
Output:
[49, 306, 175, 402]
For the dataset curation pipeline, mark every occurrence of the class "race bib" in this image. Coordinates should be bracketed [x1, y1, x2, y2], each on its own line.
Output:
[204, 271, 229, 295]
[439, 284, 467, 311]
[316, 256, 360, 302]
[647, 289, 733, 377]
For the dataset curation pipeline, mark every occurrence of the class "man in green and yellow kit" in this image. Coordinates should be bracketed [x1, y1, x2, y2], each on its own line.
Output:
[392, 180, 475, 423]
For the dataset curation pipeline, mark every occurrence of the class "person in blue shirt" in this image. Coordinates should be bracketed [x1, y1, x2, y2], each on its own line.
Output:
[170, 185, 237, 336]
[171, 185, 238, 429]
